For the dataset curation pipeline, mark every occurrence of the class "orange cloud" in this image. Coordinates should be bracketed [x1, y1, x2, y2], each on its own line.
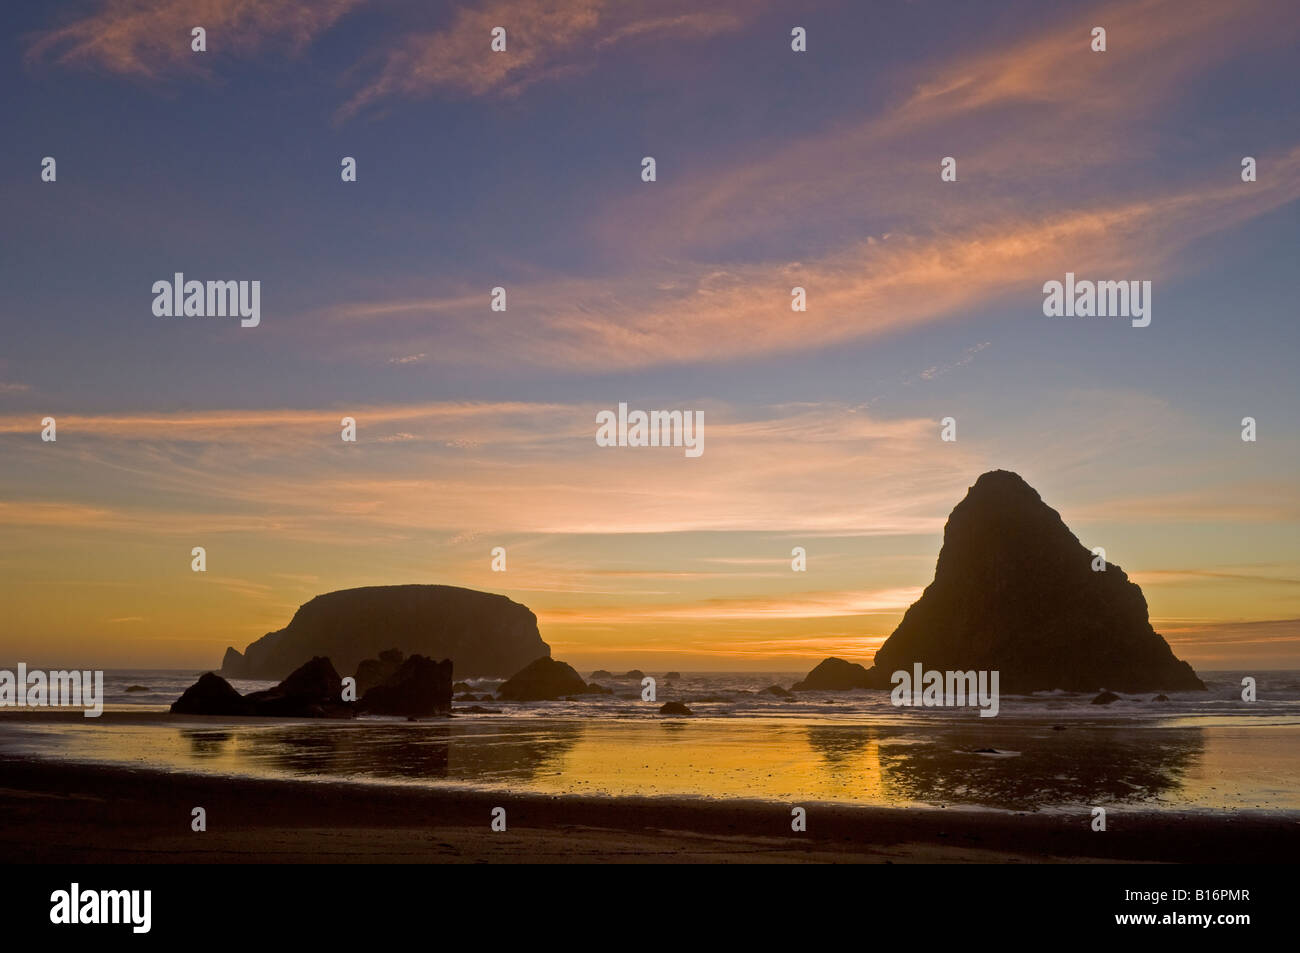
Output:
[338, 0, 750, 117]
[592, 0, 1300, 257]
[540, 588, 924, 624]
[0, 400, 982, 539]
[897, 0, 1296, 121]
[317, 147, 1300, 372]
[27, 0, 363, 78]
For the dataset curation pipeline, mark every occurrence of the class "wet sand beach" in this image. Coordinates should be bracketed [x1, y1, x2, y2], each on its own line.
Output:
[3, 756, 1297, 863]
[2, 707, 1298, 863]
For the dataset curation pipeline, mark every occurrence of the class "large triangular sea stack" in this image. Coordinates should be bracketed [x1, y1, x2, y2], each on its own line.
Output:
[865, 470, 1204, 693]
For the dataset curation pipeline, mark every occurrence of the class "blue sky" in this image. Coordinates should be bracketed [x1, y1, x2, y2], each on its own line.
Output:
[0, 0, 1297, 669]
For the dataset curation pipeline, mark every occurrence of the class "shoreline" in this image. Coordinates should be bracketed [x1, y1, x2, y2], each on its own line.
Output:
[3, 756, 1297, 863]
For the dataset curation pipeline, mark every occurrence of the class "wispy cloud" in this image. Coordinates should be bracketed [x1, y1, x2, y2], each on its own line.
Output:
[338, 0, 749, 118]
[542, 587, 924, 624]
[316, 149, 1300, 371]
[597, 0, 1300, 257]
[0, 400, 981, 538]
[26, 0, 364, 78]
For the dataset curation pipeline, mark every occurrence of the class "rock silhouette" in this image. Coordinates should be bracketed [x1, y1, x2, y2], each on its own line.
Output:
[863, 471, 1205, 693]
[172, 657, 353, 717]
[355, 648, 405, 698]
[171, 672, 252, 716]
[243, 657, 352, 717]
[498, 657, 591, 701]
[219, 585, 548, 680]
[793, 657, 872, 691]
[358, 655, 452, 717]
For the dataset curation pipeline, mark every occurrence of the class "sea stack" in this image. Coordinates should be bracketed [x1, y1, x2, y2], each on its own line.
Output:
[219, 585, 548, 680]
[863, 470, 1204, 693]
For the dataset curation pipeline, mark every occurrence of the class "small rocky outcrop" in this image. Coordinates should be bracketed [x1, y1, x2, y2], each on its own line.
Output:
[760, 685, 794, 698]
[355, 648, 405, 698]
[358, 655, 452, 717]
[659, 701, 693, 716]
[792, 657, 872, 691]
[498, 657, 589, 701]
[172, 658, 352, 718]
[244, 657, 351, 717]
[171, 672, 252, 716]
[1091, 691, 1121, 705]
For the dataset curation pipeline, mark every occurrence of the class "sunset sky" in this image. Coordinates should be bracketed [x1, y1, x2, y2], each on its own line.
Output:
[1, 0, 1297, 671]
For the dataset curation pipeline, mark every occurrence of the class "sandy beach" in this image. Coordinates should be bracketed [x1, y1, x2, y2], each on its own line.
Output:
[4, 707, 1298, 863]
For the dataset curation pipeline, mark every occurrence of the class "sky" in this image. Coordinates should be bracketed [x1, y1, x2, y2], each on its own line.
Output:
[0, 0, 1297, 671]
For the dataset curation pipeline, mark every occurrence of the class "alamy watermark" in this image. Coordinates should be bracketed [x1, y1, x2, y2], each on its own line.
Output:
[1042, 272, 1150, 327]
[152, 273, 260, 327]
[891, 663, 1000, 717]
[595, 402, 704, 457]
[50, 884, 150, 933]
[0, 664, 103, 717]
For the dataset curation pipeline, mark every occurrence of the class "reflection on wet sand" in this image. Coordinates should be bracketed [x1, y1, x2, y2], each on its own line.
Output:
[11, 714, 1281, 811]
[182, 729, 233, 759]
[184, 721, 584, 784]
[808, 723, 1204, 811]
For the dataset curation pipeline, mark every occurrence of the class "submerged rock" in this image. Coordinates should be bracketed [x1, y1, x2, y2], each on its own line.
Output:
[659, 701, 693, 716]
[759, 684, 794, 698]
[664, 671, 682, 679]
[1091, 691, 1121, 705]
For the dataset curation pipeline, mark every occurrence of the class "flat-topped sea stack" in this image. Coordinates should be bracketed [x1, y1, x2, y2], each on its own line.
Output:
[860, 470, 1204, 694]
[220, 585, 548, 681]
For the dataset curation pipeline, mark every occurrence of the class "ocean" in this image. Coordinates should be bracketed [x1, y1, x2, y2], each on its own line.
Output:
[76, 667, 1300, 719]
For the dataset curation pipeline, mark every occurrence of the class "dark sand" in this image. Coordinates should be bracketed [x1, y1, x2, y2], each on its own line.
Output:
[3, 758, 1296, 863]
